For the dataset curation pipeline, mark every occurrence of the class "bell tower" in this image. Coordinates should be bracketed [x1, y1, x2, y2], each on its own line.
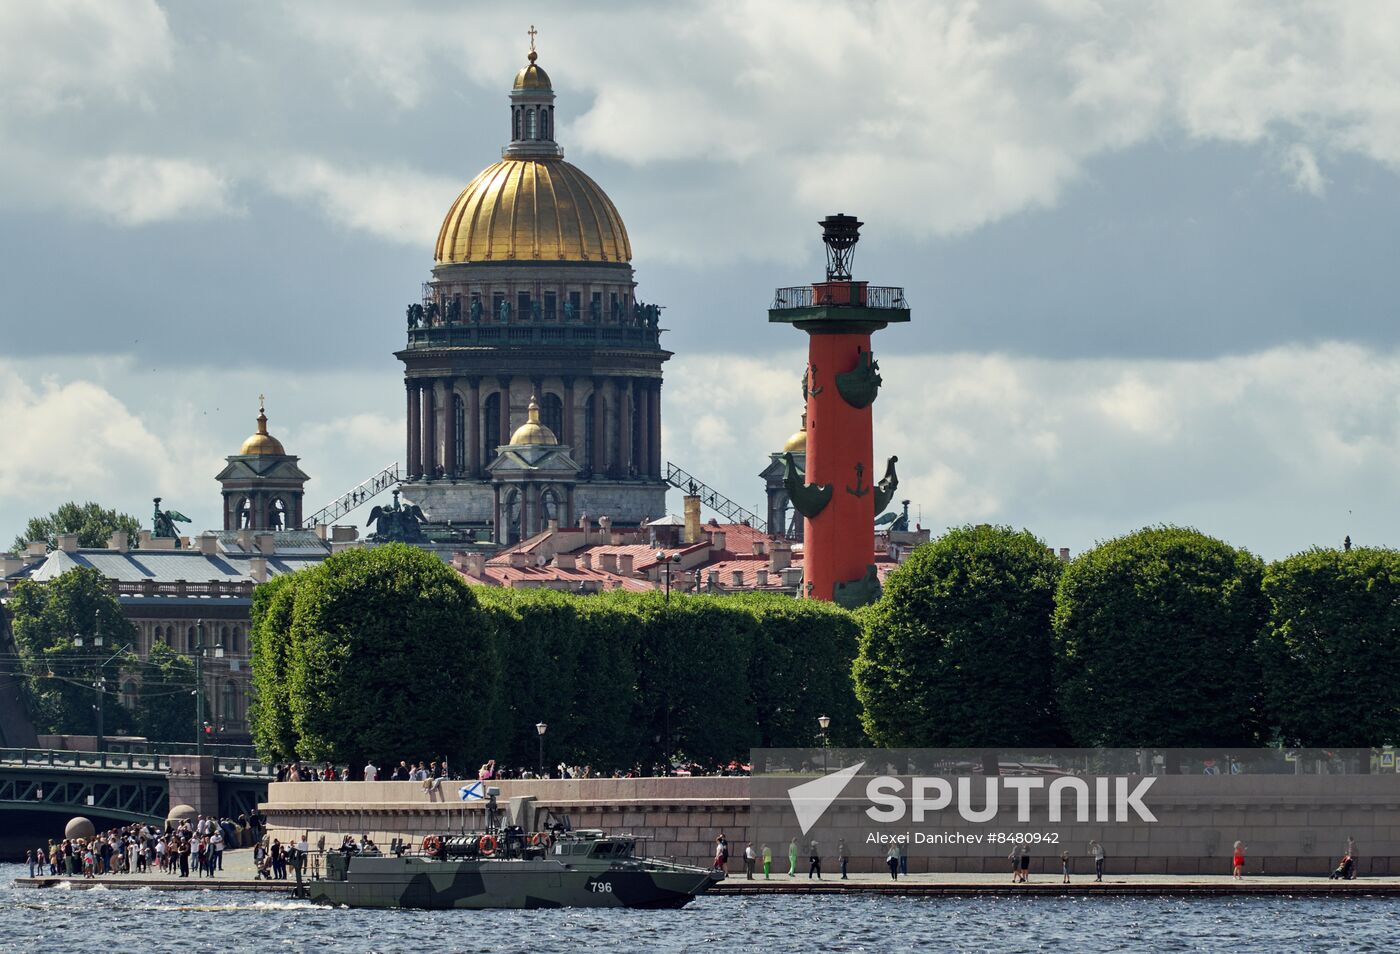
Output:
[216, 397, 310, 531]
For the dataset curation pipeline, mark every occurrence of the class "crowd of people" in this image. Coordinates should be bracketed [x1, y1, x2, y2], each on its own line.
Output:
[25, 812, 265, 880]
[275, 756, 753, 784]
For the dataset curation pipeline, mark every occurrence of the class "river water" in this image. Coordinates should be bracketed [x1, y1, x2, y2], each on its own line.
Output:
[1, 864, 1394, 952]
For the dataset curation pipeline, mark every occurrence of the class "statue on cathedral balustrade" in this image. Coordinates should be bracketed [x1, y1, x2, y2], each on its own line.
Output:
[447, 297, 461, 326]
[589, 299, 601, 323]
[470, 297, 482, 323]
[499, 298, 511, 322]
[152, 497, 190, 546]
[563, 301, 575, 322]
[531, 300, 542, 321]
[406, 303, 424, 329]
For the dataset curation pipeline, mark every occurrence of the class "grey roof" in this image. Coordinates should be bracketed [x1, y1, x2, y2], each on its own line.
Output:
[29, 549, 326, 584]
[644, 513, 686, 526]
[214, 529, 329, 556]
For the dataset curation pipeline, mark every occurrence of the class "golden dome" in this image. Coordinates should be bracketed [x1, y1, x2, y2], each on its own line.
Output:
[239, 401, 286, 456]
[514, 50, 551, 90]
[783, 414, 807, 454]
[509, 396, 558, 446]
[435, 158, 631, 264]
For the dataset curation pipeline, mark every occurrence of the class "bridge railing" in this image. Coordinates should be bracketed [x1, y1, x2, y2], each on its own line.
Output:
[0, 747, 276, 778]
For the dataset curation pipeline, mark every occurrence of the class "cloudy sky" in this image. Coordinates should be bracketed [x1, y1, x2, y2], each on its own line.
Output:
[4, 0, 1400, 557]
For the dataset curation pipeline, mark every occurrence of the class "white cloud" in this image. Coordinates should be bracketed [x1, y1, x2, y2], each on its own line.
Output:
[0, 0, 172, 114]
[75, 155, 238, 226]
[1281, 143, 1327, 197]
[267, 158, 460, 246]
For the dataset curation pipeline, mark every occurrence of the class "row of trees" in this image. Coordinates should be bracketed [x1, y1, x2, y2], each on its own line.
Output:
[250, 545, 862, 771]
[856, 525, 1400, 751]
[7, 567, 194, 740]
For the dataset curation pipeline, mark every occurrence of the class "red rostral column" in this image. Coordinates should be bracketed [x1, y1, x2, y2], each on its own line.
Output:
[769, 214, 909, 607]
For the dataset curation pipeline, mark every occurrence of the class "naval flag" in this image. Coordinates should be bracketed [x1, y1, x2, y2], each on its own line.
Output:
[459, 781, 485, 801]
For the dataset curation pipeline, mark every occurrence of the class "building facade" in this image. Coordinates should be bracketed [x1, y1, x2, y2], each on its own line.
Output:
[398, 45, 669, 543]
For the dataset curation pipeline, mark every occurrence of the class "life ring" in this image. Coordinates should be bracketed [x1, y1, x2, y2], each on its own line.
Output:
[531, 832, 549, 847]
[421, 835, 442, 854]
[478, 834, 497, 856]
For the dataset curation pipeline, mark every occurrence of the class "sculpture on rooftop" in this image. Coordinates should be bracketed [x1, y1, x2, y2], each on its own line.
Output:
[366, 489, 427, 543]
[152, 497, 191, 545]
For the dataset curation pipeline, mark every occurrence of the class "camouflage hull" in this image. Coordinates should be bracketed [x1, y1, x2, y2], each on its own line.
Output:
[308, 855, 721, 910]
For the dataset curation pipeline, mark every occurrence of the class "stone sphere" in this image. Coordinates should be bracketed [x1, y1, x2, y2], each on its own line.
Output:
[167, 803, 198, 824]
[65, 816, 95, 840]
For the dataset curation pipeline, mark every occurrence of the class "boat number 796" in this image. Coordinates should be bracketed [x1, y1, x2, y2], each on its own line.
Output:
[588, 881, 613, 893]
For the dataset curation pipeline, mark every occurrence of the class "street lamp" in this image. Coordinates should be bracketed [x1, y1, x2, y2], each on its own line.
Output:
[535, 722, 548, 778]
[73, 612, 126, 753]
[817, 714, 831, 773]
[192, 619, 225, 757]
[655, 550, 682, 602]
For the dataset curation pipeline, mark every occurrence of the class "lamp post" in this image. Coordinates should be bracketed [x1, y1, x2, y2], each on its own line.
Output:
[535, 722, 548, 778]
[817, 714, 831, 773]
[655, 550, 682, 602]
[192, 619, 225, 756]
[73, 611, 119, 753]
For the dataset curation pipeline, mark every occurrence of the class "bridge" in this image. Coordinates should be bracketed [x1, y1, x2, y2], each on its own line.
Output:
[664, 462, 767, 532]
[0, 747, 273, 827]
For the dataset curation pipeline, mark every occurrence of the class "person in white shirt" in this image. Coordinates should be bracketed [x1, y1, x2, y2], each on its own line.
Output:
[363, 762, 378, 782]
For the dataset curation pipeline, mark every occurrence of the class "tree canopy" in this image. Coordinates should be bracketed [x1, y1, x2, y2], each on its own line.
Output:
[1260, 547, 1400, 747]
[1052, 526, 1267, 748]
[12, 501, 142, 553]
[854, 525, 1065, 748]
[256, 544, 499, 768]
[6, 567, 138, 736]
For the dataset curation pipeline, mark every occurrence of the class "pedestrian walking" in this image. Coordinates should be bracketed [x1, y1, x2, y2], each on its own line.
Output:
[808, 840, 821, 879]
[1232, 840, 1246, 879]
[898, 842, 907, 876]
[1089, 840, 1105, 882]
[713, 833, 729, 873]
[363, 761, 378, 782]
[744, 842, 756, 880]
[1010, 839, 1024, 883]
[25, 849, 34, 879]
[1019, 842, 1031, 882]
[838, 838, 849, 880]
[885, 844, 899, 880]
[788, 837, 799, 877]
[1061, 849, 1070, 884]
[762, 843, 772, 879]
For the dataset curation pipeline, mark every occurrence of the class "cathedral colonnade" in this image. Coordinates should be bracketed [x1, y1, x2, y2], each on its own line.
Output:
[404, 375, 661, 481]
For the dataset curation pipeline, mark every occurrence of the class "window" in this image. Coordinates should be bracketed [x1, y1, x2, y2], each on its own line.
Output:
[543, 291, 557, 321]
[186, 626, 196, 652]
[484, 392, 501, 457]
[492, 292, 507, 321]
[270, 498, 287, 531]
[540, 109, 550, 140]
[525, 108, 537, 139]
[228, 627, 241, 655]
[584, 393, 596, 474]
[513, 108, 522, 140]
[568, 290, 581, 320]
[518, 291, 531, 321]
[453, 394, 466, 474]
[222, 681, 238, 722]
[121, 681, 138, 710]
[237, 497, 252, 529]
[541, 393, 564, 440]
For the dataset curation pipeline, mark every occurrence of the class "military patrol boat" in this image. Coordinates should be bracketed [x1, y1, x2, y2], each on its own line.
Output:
[306, 806, 722, 910]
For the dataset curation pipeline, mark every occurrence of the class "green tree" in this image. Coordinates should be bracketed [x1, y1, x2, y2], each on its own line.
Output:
[736, 592, 861, 748]
[248, 573, 303, 761]
[281, 544, 498, 767]
[1053, 526, 1267, 748]
[7, 567, 137, 735]
[854, 525, 1064, 748]
[1261, 547, 1400, 747]
[12, 501, 142, 552]
[136, 642, 196, 742]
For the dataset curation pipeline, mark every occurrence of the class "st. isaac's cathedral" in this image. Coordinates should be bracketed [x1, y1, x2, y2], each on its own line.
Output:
[396, 43, 669, 544]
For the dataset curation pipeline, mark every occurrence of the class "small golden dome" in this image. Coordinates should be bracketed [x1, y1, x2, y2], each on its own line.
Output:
[514, 51, 552, 90]
[435, 158, 631, 264]
[509, 396, 558, 446]
[239, 401, 286, 456]
[783, 414, 807, 454]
